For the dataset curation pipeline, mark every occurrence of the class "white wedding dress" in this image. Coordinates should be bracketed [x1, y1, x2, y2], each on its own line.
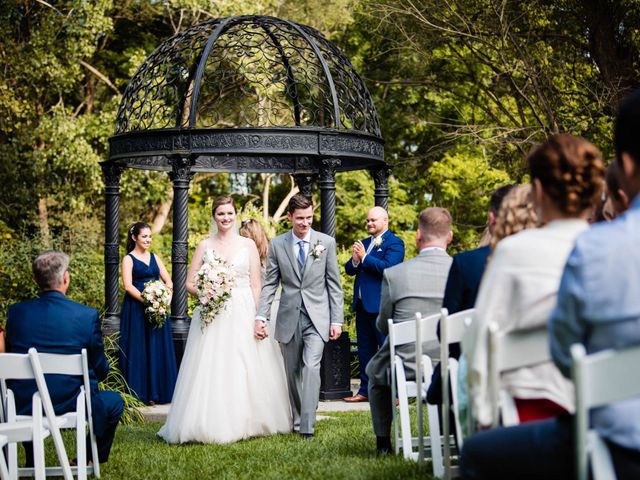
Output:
[158, 247, 292, 444]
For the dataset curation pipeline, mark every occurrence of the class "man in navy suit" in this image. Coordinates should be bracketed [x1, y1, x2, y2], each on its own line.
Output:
[6, 251, 124, 466]
[344, 206, 405, 402]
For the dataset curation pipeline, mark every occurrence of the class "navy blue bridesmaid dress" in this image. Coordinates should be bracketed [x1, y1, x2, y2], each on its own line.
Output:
[119, 253, 177, 404]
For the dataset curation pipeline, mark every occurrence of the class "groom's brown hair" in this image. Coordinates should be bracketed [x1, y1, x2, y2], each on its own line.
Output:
[287, 193, 313, 214]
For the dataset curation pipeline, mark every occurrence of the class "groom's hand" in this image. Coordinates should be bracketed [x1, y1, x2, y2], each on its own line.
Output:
[254, 320, 268, 340]
[329, 324, 342, 340]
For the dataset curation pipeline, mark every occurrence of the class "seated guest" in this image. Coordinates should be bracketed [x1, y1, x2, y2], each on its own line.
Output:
[366, 207, 453, 454]
[462, 134, 605, 428]
[6, 251, 124, 466]
[427, 184, 514, 406]
[460, 90, 640, 480]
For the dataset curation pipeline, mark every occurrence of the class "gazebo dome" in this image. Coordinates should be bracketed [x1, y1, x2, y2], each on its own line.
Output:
[109, 15, 384, 172]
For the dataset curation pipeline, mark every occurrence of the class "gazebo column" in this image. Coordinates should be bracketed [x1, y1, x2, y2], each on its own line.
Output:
[169, 155, 195, 367]
[371, 165, 391, 210]
[318, 159, 340, 237]
[293, 173, 315, 199]
[318, 158, 351, 400]
[101, 163, 124, 335]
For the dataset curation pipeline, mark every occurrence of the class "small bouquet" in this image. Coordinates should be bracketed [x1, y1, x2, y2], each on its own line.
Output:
[141, 280, 171, 328]
[194, 254, 236, 330]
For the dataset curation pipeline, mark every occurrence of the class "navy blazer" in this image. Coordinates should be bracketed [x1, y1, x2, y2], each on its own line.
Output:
[6, 291, 109, 415]
[442, 245, 491, 315]
[344, 230, 405, 313]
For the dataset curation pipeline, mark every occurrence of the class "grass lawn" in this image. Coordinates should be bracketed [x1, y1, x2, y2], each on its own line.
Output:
[82, 410, 435, 479]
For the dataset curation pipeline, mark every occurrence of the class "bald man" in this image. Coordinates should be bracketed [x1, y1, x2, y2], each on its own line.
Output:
[343, 207, 405, 402]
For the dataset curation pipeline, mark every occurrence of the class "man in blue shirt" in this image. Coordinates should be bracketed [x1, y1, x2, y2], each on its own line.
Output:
[460, 91, 640, 479]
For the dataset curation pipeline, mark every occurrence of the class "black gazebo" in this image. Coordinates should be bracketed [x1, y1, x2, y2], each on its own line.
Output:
[102, 15, 389, 399]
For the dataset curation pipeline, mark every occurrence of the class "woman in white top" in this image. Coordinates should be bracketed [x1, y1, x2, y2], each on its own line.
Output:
[463, 134, 605, 428]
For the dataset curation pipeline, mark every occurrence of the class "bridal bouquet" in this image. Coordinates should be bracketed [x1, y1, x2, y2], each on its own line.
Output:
[194, 254, 236, 329]
[141, 280, 171, 328]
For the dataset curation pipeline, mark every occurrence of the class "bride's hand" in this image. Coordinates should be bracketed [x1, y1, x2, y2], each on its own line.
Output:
[254, 320, 268, 340]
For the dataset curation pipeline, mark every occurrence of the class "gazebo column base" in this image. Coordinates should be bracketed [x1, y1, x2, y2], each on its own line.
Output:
[320, 331, 353, 400]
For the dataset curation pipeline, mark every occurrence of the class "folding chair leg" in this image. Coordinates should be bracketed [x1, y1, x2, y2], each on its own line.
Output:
[0, 436, 10, 480]
[76, 391, 87, 480]
[392, 387, 399, 455]
[31, 395, 46, 480]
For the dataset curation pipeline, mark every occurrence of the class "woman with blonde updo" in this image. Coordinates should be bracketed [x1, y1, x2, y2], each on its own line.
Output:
[489, 184, 538, 252]
[239, 219, 269, 270]
[463, 134, 605, 428]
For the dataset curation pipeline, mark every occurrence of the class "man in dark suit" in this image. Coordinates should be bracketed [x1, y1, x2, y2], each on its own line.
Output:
[6, 251, 124, 466]
[426, 184, 513, 405]
[343, 206, 405, 402]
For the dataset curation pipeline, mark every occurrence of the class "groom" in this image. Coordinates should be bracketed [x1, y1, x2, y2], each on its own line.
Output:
[255, 193, 344, 438]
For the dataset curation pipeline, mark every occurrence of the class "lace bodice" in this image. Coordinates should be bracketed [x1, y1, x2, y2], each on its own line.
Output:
[203, 246, 250, 288]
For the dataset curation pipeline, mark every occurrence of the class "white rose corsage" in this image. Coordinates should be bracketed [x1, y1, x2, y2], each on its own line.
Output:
[372, 236, 384, 248]
[310, 240, 326, 259]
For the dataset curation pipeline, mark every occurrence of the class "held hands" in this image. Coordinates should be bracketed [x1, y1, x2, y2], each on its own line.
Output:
[351, 240, 365, 265]
[254, 320, 268, 340]
[329, 324, 342, 341]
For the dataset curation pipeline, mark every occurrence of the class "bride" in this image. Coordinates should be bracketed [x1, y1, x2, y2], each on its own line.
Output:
[158, 196, 292, 443]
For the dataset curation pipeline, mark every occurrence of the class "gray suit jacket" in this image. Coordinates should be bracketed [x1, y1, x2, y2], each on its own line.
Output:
[257, 229, 344, 343]
[366, 249, 452, 385]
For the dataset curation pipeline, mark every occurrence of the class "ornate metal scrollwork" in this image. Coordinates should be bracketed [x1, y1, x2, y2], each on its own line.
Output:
[168, 155, 195, 183]
[319, 158, 341, 182]
[115, 16, 381, 138]
[293, 173, 316, 198]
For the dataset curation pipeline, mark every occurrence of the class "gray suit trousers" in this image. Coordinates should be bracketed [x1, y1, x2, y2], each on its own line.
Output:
[281, 308, 325, 434]
[367, 365, 395, 437]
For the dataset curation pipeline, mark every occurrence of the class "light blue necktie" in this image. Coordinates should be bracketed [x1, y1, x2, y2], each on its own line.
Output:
[297, 240, 306, 268]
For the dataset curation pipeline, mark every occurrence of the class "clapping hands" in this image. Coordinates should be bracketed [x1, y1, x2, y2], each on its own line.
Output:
[351, 240, 365, 265]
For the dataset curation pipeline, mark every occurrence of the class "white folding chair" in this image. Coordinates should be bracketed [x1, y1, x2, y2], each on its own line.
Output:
[19, 350, 100, 479]
[439, 308, 474, 479]
[0, 349, 71, 480]
[571, 343, 640, 480]
[389, 312, 444, 478]
[487, 323, 550, 428]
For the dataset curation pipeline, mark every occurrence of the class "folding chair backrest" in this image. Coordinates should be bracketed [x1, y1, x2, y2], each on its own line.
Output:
[36, 349, 97, 478]
[489, 323, 550, 372]
[488, 323, 550, 427]
[38, 352, 83, 376]
[572, 343, 640, 480]
[444, 308, 474, 345]
[0, 353, 37, 381]
[440, 308, 474, 477]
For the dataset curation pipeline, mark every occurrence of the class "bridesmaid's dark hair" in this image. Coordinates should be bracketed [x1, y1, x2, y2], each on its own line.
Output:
[211, 195, 236, 216]
[126, 222, 151, 253]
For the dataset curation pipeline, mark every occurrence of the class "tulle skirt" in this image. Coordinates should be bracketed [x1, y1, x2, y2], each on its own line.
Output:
[157, 285, 292, 444]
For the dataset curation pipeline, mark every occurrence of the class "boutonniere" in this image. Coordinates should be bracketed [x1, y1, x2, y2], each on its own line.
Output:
[372, 236, 384, 248]
[310, 240, 326, 259]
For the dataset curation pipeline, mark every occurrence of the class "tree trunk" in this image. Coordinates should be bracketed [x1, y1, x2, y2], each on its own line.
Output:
[150, 189, 174, 234]
[37, 196, 50, 247]
[262, 173, 272, 222]
[272, 175, 299, 224]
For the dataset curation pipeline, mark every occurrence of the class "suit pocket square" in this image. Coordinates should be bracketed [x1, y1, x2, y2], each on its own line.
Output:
[376, 248, 383, 252]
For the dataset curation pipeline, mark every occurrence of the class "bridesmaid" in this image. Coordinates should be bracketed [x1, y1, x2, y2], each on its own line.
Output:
[120, 222, 177, 406]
